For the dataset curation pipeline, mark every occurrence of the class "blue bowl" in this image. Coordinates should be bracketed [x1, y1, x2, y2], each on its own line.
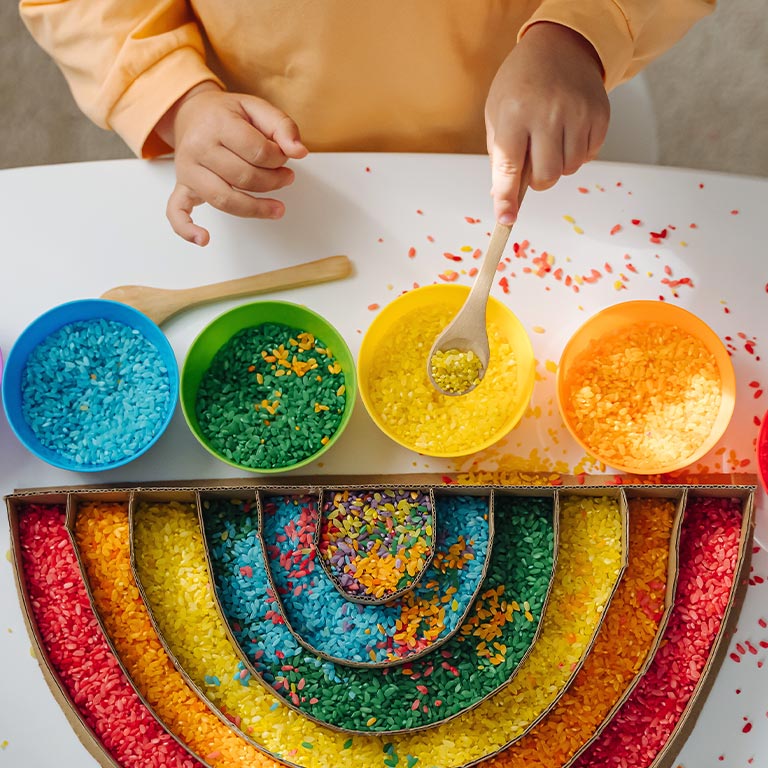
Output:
[2, 299, 179, 471]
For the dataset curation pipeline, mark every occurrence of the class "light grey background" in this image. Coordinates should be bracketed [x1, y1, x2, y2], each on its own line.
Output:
[1, 0, 766, 175]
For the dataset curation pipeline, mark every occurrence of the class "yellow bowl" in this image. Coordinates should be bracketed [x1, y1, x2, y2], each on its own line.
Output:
[357, 284, 535, 457]
[556, 300, 735, 474]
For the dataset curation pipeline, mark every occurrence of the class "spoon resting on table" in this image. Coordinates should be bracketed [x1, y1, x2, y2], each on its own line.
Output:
[101, 254, 352, 326]
[427, 168, 530, 396]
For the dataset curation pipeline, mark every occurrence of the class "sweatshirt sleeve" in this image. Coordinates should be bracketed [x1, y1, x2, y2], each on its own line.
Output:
[519, 0, 716, 91]
[19, 0, 224, 158]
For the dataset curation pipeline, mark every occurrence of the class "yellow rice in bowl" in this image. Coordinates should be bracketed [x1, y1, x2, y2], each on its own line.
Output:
[358, 285, 534, 457]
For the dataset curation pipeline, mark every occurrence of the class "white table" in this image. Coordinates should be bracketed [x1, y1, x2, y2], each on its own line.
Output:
[0, 155, 766, 767]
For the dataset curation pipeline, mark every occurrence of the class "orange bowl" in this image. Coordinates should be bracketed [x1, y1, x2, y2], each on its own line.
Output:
[556, 300, 735, 474]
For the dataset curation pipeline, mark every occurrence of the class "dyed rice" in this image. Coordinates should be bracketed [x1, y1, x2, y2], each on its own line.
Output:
[366, 305, 518, 454]
[207, 492, 488, 670]
[487, 496, 675, 767]
[318, 489, 434, 602]
[207, 494, 547, 731]
[562, 321, 721, 470]
[10, 488, 750, 768]
[429, 348, 483, 395]
[195, 324, 345, 469]
[132, 493, 621, 767]
[74, 501, 274, 767]
[573, 495, 743, 767]
[17, 503, 199, 767]
[20, 319, 171, 466]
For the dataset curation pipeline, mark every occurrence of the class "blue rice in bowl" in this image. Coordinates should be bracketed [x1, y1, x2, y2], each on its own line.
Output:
[2, 299, 178, 471]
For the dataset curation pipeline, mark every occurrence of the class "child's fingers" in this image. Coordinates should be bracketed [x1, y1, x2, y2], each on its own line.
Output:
[167, 169, 287, 245]
[204, 147, 295, 193]
[587, 109, 610, 161]
[239, 96, 308, 159]
[563, 127, 590, 176]
[184, 165, 286, 219]
[166, 184, 210, 246]
[219, 119, 291, 170]
[271, 115, 309, 159]
[529, 128, 564, 191]
[490, 127, 529, 225]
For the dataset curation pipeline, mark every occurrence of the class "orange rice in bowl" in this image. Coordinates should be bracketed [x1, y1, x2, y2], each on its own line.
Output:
[358, 285, 535, 457]
[556, 300, 735, 474]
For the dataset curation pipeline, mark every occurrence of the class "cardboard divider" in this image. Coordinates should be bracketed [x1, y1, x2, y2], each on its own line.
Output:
[313, 486, 438, 607]
[4, 476, 757, 768]
[8, 471, 757, 495]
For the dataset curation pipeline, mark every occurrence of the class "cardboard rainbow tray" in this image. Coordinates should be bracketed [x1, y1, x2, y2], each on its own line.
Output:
[6, 472, 757, 768]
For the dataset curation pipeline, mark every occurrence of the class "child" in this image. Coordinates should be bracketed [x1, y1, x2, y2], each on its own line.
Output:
[20, 1, 713, 245]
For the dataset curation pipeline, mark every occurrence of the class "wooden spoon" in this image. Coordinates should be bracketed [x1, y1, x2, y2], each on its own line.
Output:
[101, 254, 352, 325]
[427, 170, 529, 396]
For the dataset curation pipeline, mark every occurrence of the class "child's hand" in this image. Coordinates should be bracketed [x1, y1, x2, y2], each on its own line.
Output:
[485, 22, 610, 224]
[157, 83, 308, 245]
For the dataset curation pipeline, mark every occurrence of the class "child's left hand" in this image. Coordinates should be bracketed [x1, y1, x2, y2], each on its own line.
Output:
[485, 21, 610, 224]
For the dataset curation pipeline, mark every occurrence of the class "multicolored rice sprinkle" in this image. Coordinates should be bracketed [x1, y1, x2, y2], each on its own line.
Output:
[318, 489, 434, 603]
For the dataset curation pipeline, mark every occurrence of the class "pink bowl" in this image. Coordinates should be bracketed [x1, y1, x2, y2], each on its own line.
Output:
[759, 410, 768, 494]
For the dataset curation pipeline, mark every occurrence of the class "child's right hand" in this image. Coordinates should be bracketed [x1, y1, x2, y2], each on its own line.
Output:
[157, 83, 308, 246]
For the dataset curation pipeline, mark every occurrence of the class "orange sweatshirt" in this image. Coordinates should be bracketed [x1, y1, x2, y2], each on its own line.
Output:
[20, 0, 713, 158]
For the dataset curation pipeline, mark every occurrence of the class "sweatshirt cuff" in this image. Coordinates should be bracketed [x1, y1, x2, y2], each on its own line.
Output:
[108, 46, 225, 158]
[519, 0, 634, 92]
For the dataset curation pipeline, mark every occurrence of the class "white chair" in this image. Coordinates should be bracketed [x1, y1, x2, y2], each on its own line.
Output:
[599, 73, 659, 164]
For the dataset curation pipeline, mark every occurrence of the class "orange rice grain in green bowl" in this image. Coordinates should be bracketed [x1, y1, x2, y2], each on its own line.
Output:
[358, 285, 535, 457]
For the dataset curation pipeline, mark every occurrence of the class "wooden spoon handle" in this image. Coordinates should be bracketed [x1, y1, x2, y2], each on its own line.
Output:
[176, 255, 352, 304]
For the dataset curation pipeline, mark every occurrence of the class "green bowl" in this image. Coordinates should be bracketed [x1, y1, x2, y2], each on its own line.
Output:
[181, 301, 356, 473]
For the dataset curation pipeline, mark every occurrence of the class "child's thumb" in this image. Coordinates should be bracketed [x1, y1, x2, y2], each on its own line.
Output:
[239, 95, 308, 159]
[273, 118, 309, 160]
